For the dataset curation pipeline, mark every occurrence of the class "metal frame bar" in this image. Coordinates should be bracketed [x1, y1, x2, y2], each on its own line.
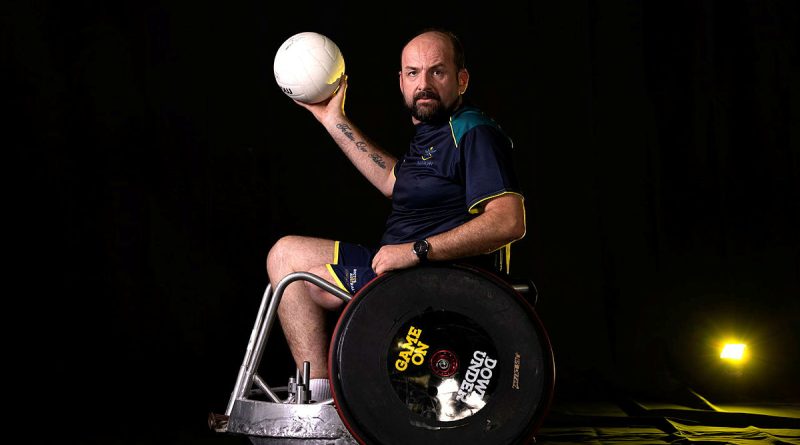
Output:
[226, 272, 352, 415]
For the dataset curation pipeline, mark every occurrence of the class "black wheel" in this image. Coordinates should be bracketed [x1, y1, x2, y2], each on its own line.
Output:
[329, 264, 554, 445]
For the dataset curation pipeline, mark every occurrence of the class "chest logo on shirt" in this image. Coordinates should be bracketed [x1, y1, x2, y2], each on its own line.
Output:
[417, 146, 437, 166]
[421, 146, 437, 160]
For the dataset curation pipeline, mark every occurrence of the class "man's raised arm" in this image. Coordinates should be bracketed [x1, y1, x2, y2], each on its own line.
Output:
[295, 76, 397, 198]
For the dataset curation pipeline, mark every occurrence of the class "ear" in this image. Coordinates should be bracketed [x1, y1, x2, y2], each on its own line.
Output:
[458, 68, 470, 95]
[398, 70, 403, 91]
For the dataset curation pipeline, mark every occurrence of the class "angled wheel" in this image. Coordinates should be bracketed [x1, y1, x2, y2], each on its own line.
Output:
[329, 264, 554, 445]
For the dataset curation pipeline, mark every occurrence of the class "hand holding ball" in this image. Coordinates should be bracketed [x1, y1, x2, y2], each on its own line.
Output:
[273, 32, 346, 104]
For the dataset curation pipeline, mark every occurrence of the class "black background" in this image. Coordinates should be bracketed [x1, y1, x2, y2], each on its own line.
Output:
[5, 0, 798, 443]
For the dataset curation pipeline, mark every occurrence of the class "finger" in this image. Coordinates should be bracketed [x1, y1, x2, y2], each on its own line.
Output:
[330, 77, 348, 112]
[293, 98, 311, 109]
[293, 98, 326, 113]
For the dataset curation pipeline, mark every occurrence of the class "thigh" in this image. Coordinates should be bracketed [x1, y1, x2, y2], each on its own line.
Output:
[306, 264, 350, 310]
[268, 235, 338, 272]
[335, 242, 379, 267]
[326, 242, 380, 295]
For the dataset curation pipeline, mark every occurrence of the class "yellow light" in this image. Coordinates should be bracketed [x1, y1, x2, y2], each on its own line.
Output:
[720, 343, 746, 360]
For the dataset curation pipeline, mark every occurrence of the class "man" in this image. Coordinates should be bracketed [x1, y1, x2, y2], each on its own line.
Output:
[266, 29, 525, 401]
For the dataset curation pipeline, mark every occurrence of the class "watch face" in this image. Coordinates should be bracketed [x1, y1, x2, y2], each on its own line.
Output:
[414, 240, 429, 255]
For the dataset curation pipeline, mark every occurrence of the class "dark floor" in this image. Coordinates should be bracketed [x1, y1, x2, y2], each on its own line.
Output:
[535, 398, 800, 444]
[197, 397, 800, 445]
[38, 388, 797, 444]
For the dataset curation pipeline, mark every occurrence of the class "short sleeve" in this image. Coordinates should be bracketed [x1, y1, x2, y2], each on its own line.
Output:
[461, 125, 523, 213]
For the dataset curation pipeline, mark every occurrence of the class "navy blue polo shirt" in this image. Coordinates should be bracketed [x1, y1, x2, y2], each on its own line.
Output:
[381, 105, 522, 245]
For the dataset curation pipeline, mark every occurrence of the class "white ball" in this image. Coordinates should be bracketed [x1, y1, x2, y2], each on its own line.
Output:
[273, 32, 346, 104]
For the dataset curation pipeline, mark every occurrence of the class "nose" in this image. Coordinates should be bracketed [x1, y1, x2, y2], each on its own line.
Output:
[417, 71, 432, 90]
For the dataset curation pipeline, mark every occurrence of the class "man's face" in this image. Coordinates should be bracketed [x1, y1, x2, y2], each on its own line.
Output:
[399, 33, 468, 124]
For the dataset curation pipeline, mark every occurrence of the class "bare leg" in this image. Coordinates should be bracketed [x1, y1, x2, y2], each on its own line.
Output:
[266, 235, 346, 379]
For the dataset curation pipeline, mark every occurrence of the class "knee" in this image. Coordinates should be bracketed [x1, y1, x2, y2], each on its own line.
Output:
[266, 235, 302, 274]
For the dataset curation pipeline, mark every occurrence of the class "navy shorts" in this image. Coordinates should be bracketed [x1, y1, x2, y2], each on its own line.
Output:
[325, 241, 509, 295]
[326, 241, 380, 295]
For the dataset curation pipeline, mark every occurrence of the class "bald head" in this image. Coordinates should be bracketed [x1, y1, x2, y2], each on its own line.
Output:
[398, 30, 469, 124]
[402, 30, 465, 71]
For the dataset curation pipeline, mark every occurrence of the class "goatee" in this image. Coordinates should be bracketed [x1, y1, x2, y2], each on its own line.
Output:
[409, 91, 459, 123]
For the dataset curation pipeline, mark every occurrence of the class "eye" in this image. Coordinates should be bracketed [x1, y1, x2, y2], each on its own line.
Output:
[406, 70, 417, 78]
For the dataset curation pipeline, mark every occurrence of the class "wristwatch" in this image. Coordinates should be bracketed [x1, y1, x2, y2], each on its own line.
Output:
[412, 239, 430, 263]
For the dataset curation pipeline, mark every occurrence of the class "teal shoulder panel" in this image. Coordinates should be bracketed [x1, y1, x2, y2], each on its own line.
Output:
[448, 106, 506, 148]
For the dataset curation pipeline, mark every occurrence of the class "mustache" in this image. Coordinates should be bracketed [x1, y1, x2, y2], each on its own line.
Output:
[414, 90, 441, 102]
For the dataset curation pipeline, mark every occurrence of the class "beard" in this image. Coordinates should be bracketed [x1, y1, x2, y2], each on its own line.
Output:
[408, 90, 458, 123]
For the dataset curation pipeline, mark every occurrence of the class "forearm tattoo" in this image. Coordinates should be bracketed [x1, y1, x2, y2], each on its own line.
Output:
[336, 121, 385, 168]
[336, 123, 355, 141]
[369, 153, 386, 169]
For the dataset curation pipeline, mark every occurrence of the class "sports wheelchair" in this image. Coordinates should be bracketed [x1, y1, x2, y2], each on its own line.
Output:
[210, 263, 554, 445]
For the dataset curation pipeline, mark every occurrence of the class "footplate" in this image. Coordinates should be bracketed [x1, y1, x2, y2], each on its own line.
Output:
[226, 399, 357, 444]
